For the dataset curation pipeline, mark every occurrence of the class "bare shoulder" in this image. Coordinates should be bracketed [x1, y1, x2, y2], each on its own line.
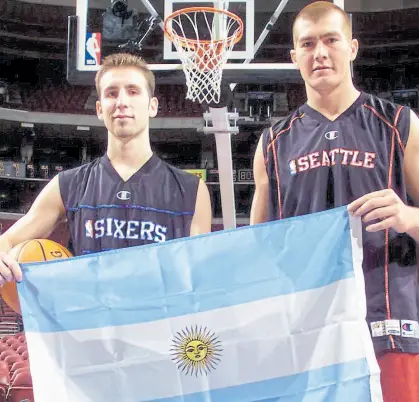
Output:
[30, 175, 64, 211]
[405, 110, 419, 154]
[403, 110, 419, 204]
[190, 179, 212, 236]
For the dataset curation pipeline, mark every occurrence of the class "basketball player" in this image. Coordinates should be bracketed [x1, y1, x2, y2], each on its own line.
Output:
[0, 53, 212, 280]
[250, 2, 419, 401]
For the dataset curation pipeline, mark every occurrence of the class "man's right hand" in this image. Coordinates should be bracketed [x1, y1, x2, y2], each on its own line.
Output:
[0, 252, 22, 286]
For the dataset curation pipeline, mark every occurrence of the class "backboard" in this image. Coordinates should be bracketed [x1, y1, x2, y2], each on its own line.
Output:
[67, 0, 346, 87]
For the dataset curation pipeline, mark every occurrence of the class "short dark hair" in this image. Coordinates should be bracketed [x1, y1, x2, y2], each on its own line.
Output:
[95, 52, 155, 98]
[292, 1, 352, 45]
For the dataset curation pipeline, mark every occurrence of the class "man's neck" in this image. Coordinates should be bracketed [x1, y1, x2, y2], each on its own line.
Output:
[306, 82, 361, 121]
[106, 133, 153, 181]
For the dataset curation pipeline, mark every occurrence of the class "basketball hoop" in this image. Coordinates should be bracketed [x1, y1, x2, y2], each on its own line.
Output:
[164, 7, 243, 104]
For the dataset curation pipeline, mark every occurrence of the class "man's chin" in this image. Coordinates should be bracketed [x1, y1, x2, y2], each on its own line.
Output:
[309, 77, 340, 92]
[108, 126, 145, 139]
[112, 131, 136, 139]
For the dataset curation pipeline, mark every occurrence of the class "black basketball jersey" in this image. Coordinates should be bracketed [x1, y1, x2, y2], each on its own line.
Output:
[262, 92, 418, 354]
[59, 154, 199, 256]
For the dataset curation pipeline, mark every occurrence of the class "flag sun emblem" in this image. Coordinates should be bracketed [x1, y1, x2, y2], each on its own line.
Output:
[170, 325, 223, 376]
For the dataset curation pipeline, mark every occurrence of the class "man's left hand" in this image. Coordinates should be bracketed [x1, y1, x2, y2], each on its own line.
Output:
[347, 189, 413, 233]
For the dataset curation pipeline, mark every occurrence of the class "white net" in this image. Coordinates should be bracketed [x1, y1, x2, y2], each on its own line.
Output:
[165, 8, 243, 104]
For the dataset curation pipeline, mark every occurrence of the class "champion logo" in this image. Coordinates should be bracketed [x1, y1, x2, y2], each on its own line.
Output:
[402, 323, 413, 331]
[325, 131, 339, 140]
[117, 191, 131, 201]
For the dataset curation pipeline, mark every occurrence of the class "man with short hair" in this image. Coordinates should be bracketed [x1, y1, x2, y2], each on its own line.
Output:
[250, 2, 419, 400]
[0, 53, 212, 276]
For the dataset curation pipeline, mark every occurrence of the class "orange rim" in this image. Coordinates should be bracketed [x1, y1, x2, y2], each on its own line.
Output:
[164, 6, 244, 50]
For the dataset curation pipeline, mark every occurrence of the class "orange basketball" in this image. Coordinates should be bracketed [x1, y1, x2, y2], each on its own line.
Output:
[0, 240, 72, 315]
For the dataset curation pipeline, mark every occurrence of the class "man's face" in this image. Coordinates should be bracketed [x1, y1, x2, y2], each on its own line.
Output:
[96, 67, 158, 140]
[290, 11, 358, 93]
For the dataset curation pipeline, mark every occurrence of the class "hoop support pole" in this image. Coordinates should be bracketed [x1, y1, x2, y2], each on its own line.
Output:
[208, 106, 237, 229]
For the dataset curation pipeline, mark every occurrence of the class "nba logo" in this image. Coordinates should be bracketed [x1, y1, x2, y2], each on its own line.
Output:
[85, 32, 101, 66]
[289, 160, 297, 176]
[85, 220, 94, 238]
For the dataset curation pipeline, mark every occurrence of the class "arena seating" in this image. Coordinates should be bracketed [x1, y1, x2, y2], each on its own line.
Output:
[0, 301, 21, 338]
[20, 85, 93, 115]
[0, 332, 33, 402]
[6, 83, 309, 117]
[3, 83, 207, 117]
[155, 85, 205, 117]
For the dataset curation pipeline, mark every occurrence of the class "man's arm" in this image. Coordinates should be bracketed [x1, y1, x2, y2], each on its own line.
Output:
[401, 109, 419, 241]
[189, 179, 212, 236]
[348, 110, 419, 242]
[0, 175, 66, 282]
[250, 135, 270, 225]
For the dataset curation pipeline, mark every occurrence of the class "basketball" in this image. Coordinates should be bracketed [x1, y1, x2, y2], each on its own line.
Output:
[0, 240, 72, 315]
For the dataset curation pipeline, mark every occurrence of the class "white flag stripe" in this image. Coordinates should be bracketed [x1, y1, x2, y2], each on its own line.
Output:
[27, 277, 371, 402]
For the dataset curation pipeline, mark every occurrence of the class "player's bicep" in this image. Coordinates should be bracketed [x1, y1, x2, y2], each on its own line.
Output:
[3, 175, 66, 246]
[250, 135, 270, 224]
[404, 110, 419, 206]
[190, 179, 212, 236]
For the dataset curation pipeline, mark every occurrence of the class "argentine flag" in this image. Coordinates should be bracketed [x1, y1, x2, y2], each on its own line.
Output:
[18, 207, 382, 401]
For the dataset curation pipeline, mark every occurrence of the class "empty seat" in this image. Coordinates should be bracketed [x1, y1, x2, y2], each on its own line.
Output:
[0, 362, 8, 374]
[11, 370, 32, 387]
[5, 339, 15, 347]
[9, 341, 20, 352]
[0, 349, 15, 360]
[8, 388, 34, 402]
[10, 360, 29, 375]
[10, 366, 29, 384]
[16, 345, 26, 355]
[4, 354, 22, 368]
[1, 336, 11, 344]
[8, 370, 33, 402]
[0, 369, 9, 402]
[0, 344, 9, 353]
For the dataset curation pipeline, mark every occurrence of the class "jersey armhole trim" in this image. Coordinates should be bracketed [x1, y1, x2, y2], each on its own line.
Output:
[363, 104, 405, 153]
[264, 127, 274, 166]
[57, 171, 68, 210]
[393, 105, 405, 153]
[265, 113, 305, 161]
[267, 127, 283, 220]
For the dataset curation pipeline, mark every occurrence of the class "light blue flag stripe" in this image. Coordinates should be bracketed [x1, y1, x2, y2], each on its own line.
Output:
[18, 206, 355, 333]
[154, 359, 371, 402]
